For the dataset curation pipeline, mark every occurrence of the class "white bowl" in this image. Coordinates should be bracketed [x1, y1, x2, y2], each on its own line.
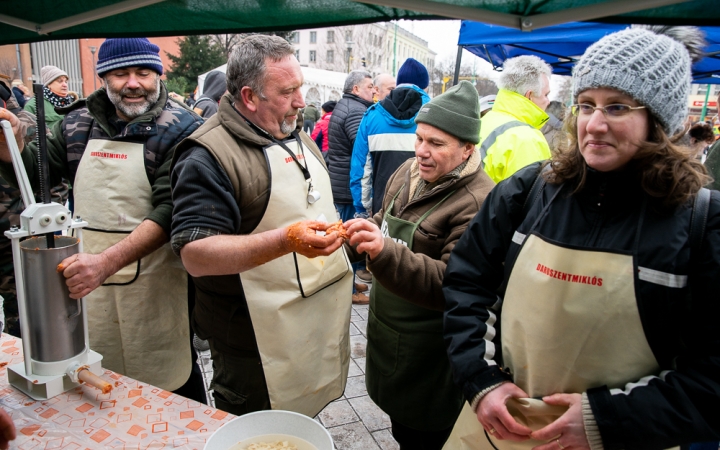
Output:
[204, 410, 334, 450]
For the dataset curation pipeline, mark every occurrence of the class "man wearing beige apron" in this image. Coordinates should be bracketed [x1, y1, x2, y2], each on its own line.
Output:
[0, 38, 206, 402]
[171, 34, 353, 417]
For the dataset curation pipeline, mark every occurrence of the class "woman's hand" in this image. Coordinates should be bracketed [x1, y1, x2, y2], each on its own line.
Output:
[531, 393, 590, 450]
[344, 218, 384, 260]
[477, 383, 533, 442]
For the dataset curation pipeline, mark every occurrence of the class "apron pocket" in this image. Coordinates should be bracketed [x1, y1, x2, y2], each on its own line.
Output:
[367, 310, 400, 377]
[293, 250, 350, 298]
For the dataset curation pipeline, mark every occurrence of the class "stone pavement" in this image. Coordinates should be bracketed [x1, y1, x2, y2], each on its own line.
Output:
[195, 302, 400, 450]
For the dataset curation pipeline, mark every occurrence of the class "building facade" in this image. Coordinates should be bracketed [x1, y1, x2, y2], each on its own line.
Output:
[291, 23, 435, 80]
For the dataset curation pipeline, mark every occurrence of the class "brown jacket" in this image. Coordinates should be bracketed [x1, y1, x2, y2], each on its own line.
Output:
[350, 148, 495, 311]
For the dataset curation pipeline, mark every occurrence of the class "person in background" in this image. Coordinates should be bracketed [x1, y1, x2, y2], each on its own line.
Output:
[24, 66, 79, 130]
[304, 102, 321, 134]
[541, 100, 567, 150]
[170, 34, 352, 417]
[345, 81, 494, 450]
[0, 38, 206, 403]
[311, 100, 336, 154]
[479, 94, 495, 118]
[703, 91, 720, 188]
[373, 73, 396, 102]
[443, 25, 720, 449]
[350, 58, 430, 219]
[10, 81, 28, 109]
[193, 70, 226, 118]
[480, 55, 552, 183]
[688, 122, 714, 162]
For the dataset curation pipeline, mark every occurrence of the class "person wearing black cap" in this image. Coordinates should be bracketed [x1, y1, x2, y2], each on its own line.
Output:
[343, 81, 495, 449]
[310, 100, 336, 153]
[0, 37, 206, 402]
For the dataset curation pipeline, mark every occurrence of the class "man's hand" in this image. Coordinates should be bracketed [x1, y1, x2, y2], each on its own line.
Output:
[0, 408, 16, 449]
[478, 382, 533, 442]
[58, 253, 115, 299]
[0, 108, 24, 161]
[282, 220, 345, 258]
[530, 394, 589, 450]
[344, 218, 384, 260]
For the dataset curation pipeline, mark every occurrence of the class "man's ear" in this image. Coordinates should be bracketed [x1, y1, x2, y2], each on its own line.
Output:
[524, 90, 534, 101]
[462, 142, 475, 161]
[239, 86, 259, 113]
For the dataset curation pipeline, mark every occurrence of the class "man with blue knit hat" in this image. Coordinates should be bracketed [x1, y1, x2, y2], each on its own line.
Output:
[350, 57, 431, 218]
[0, 38, 205, 402]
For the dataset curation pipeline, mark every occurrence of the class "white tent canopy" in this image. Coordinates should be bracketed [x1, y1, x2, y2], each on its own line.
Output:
[197, 65, 347, 106]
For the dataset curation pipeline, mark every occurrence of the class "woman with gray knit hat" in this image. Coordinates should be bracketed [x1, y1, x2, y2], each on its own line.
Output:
[443, 26, 720, 450]
[23, 65, 79, 130]
[343, 80, 495, 449]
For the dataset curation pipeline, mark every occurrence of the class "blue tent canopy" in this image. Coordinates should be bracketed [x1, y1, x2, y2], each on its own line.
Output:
[458, 21, 720, 84]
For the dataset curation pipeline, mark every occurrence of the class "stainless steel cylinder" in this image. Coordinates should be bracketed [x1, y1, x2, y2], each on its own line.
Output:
[20, 236, 84, 363]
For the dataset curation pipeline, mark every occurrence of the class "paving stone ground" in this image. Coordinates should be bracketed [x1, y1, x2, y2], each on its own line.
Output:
[196, 302, 400, 450]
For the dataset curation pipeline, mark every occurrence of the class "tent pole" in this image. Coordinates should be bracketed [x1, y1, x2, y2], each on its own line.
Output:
[453, 46, 462, 86]
[701, 84, 711, 122]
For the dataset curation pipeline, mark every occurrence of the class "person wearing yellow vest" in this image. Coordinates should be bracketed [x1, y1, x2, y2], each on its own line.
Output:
[480, 55, 552, 184]
[0, 38, 207, 402]
[170, 34, 353, 417]
[443, 26, 720, 450]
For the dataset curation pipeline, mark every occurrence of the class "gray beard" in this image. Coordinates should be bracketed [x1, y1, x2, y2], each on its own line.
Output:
[106, 78, 161, 119]
[280, 118, 295, 135]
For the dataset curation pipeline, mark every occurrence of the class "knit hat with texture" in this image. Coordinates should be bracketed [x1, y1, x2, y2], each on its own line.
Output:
[41, 66, 68, 86]
[96, 38, 163, 77]
[573, 26, 705, 136]
[397, 58, 429, 89]
[415, 80, 480, 144]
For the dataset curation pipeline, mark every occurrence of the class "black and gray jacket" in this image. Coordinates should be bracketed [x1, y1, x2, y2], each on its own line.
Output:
[443, 162, 720, 449]
[194, 70, 226, 118]
[0, 83, 203, 233]
[327, 92, 373, 204]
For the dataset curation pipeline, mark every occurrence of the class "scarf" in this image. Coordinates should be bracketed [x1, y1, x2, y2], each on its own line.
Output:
[43, 86, 73, 108]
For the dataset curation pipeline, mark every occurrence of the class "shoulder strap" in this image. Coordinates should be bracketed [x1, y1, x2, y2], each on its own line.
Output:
[521, 164, 551, 218]
[690, 187, 711, 257]
[479, 120, 533, 165]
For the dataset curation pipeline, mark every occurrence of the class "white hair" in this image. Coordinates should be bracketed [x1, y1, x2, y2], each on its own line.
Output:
[498, 55, 552, 97]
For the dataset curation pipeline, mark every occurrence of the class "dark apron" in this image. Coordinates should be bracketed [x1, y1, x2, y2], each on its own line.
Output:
[366, 185, 463, 430]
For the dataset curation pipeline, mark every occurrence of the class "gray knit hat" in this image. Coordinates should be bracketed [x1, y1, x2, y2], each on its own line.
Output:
[573, 26, 705, 136]
[41, 65, 68, 86]
[415, 80, 480, 144]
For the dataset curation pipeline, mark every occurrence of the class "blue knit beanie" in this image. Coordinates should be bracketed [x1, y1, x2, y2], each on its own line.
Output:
[96, 38, 163, 77]
[397, 58, 429, 89]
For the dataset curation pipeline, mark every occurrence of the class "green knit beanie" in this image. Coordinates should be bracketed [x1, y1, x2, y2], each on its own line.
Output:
[415, 80, 480, 144]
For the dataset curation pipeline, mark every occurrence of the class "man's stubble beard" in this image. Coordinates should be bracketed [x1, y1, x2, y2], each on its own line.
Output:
[105, 76, 161, 120]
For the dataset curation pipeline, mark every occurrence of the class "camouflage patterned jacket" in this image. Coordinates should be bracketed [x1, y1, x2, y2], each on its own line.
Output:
[0, 83, 203, 233]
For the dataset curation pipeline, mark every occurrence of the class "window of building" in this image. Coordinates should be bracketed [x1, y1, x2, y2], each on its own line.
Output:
[327, 30, 335, 43]
[310, 50, 316, 62]
[327, 50, 334, 63]
[295, 49, 300, 61]
[290, 32, 299, 43]
[310, 31, 317, 43]
[346, 30, 352, 42]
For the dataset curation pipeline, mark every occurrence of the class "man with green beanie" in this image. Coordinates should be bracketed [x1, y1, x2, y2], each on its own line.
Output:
[342, 80, 495, 450]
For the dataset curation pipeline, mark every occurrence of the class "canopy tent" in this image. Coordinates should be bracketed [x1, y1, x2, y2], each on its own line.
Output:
[1, 0, 720, 46]
[457, 20, 720, 83]
[197, 65, 346, 105]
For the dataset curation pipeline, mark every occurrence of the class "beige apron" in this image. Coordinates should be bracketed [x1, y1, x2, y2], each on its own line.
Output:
[73, 139, 190, 391]
[240, 136, 352, 418]
[445, 209, 661, 449]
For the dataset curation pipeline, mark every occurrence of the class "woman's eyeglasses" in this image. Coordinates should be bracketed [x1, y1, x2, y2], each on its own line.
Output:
[570, 103, 647, 118]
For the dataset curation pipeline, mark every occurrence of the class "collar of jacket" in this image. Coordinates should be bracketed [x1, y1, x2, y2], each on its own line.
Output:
[377, 84, 430, 123]
[492, 89, 549, 129]
[85, 81, 169, 138]
[405, 147, 482, 205]
[342, 92, 373, 108]
[215, 93, 274, 147]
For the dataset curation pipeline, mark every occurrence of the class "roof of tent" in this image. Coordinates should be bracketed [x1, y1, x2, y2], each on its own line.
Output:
[458, 20, 720, 83]
[2, 0, 720, 46]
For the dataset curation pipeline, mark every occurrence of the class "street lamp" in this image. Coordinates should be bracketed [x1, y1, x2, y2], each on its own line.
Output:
[89, 46, 97, 91]
[346, 40, 354, 73]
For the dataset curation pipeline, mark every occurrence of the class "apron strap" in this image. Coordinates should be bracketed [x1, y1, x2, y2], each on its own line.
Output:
[690, 188, 711, 256]
[417, 189, 457, 223]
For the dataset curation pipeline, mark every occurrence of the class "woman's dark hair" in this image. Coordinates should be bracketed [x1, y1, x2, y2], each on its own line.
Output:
[688, 122, 715, 144]
[545, 113, 710, 208]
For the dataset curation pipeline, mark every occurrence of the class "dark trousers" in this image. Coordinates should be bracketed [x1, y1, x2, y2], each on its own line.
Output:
[303, 120, 315, 134]
[391, 419, 454, 450]
[208, 340, 271, 416]
[172, 277, 207, 404]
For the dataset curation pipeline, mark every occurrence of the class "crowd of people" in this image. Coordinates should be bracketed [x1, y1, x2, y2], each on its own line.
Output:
[0, 23, 718, 450]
